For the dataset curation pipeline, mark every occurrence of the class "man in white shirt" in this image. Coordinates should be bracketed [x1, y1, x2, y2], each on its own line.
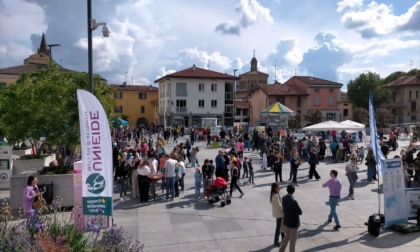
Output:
[164, 153, 180, 201]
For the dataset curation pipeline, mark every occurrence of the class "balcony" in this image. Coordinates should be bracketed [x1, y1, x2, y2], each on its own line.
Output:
[176, 107, 187, 113]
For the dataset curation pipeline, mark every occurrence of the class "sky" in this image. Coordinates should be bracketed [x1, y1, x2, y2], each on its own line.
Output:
[0, 0, 419, 90]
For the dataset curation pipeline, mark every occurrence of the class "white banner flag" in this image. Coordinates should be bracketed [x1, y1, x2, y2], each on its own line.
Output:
[77, 90, 113, 216]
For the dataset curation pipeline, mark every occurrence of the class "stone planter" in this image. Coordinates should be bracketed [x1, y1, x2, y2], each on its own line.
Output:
[12, 154, 55, 176]
[10, 173, 74, 211]
[12, 148, 34, 157]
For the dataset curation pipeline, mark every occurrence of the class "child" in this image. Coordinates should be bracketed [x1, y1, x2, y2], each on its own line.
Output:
[194, 167, 202, 200]
[357, 146, 365, 164]
[242, 157, 249, 179]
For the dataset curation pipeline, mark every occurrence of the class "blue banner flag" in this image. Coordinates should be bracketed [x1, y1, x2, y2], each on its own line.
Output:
[368, 92, 385, 176]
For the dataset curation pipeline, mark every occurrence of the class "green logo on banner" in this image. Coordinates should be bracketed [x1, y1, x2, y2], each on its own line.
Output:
[85, 173, 106, 194]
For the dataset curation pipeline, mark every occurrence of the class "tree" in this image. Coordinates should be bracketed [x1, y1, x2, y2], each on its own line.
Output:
[375, 108, 392, 128]
[288, 114, 301, 129]
[352, 107, 369, 125]
[303, 109, 323, 125]
[347, 72, 390, 110]
[0, 64, 115, 158]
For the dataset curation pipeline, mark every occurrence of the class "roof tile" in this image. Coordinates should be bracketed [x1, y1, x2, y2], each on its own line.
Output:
[155, 65, 237, 83]
[384, 75, 420, 87]
[110, 84, 158, 92]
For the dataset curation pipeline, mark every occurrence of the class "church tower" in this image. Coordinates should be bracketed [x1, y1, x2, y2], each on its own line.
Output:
[250, 50, 258, 71]
[24, 33, 51, 65]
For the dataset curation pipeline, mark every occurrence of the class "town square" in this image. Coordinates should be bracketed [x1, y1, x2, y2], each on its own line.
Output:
[1, 0, 420, 251]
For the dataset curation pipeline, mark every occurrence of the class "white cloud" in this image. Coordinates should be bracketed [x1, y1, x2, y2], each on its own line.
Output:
[215, 0, 273, 35]
[337, 0, 364, 13]
[340, 1, 420, 38]
[180, 47, 232, 70]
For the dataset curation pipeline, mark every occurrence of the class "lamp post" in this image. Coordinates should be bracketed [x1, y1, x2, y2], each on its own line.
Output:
[87, 0, 110, 94]
[233, 69, 238, 125]
[47, 44, 61, 66]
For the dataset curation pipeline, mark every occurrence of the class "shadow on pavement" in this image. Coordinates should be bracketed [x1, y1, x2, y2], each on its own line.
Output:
[249, 244, 277, 252]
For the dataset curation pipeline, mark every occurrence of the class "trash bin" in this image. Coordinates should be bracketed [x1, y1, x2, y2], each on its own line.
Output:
[38, 182, 54, 205]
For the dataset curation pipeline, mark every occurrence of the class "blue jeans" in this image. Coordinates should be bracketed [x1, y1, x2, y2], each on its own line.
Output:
[195, 181, 201, 199]
[166, 177, 175, 200]
[191, 156, 196, 167]
[328, 196, 340, 226]
[244, 140, 250, 150]
[367, 165, 375, 181]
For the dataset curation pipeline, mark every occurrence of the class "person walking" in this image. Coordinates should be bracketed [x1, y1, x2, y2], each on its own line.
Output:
[322, 170, 342, 230]
[290, 148, 301, 186]
[131, 156, 140, 198]
[270, 183, 284, 247]
[23, 175, 43, 230]
[279, 184, 302, 252]
[230, 161, 244, 197]
[248, 158, 255, 185]
[116, 161, 129, 201]
[308, 148, 321, 180]
[215, 150, 225, 178]
[242, 157, 249, 179]
[365, 149, 377, 182]
[345, 155, 359, 200]
[273, 154, 283, 183]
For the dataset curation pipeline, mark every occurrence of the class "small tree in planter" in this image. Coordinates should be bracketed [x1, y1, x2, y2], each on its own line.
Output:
[0, 64, 115, 164]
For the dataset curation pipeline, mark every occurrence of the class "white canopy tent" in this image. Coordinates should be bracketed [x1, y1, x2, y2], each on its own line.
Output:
[341, 120, 365, 129]
[303, 120, 364, 131]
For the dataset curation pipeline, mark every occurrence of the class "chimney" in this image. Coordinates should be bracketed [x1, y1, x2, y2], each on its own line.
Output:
[192, 64, 196, 71]
[122, 82, 126, 86]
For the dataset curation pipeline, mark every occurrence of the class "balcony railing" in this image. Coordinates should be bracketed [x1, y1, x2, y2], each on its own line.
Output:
[176, 107, 187, 113]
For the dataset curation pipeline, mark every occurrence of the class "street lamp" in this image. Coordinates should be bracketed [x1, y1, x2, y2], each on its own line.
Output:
[233, 69, 238, 125]
[87, 0, 110, 94]
[47, 43, 61, 66]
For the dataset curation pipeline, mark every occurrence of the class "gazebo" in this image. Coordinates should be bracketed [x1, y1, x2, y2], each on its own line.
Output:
[259, 102, 296, 128]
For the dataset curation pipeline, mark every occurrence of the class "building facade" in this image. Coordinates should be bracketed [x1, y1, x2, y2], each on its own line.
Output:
[338, 92, 353, 121]
[155, 65, 237, 127]
[110, 84, 159, 128]
[283, 76, 343, 121]
[234, 53, 269, 123]
[248, 83, 309, 125]
[384, 73, 420, 124]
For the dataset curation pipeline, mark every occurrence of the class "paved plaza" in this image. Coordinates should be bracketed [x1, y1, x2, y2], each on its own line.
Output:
[1, 137, 420, 251]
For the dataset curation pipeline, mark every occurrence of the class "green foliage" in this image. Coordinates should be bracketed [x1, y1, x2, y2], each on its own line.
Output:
[352, 107, 369, 125]
[120, 114, 130, 121]
[0, 64, 116, 156]
[347, 72, 390, 110]
[382, 69, 420, 84]
[303, 109, 323, 125]
[375, 108, 393, 128]
[288, 114, 301, 129]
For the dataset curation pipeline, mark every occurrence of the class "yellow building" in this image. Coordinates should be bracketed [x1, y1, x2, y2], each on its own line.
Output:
[110, 84, 159, 128]
[0, 33, 55, 87]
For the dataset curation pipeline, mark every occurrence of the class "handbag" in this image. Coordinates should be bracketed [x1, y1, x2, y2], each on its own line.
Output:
[33, 199, 42, 209]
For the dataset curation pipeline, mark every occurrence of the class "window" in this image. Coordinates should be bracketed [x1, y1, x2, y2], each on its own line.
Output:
[411, 101, 416, 111]
[176, 100, 187, 112]
[211, 100, 217, 108]
[114, 106, 123, 113]
[243, 109, 249, 115]
[176, 83, 187, 96]
[225, 105, 233, 113]
[343, 109, 348, 117]
[211, 84, 217, 92]
[314, 96, 320, 106]
[297, 97, 301, 107]
[199, 100, 204, 108]
[328, 96, 335, 106]
[138, 92, 147, 100]
[315, 88, 320, 93]
[0, 82, 6, 89]
[326, 113, 336, 121]
[199, 83, 205, 92]
[140, 106, 145, 113]
[329, 88, 334, 93]
[277, 96, 285, 104]
[236, 108, 241, 116]
[114, 91, 123, 99]
[343, 103, 348, 106]
[409, 90, 412, 98]
[411, 116, 417, 121]
[225, 93, 233, 100]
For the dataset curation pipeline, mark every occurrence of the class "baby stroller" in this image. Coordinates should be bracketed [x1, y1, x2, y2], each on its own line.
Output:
[208, 177, 231, 207]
